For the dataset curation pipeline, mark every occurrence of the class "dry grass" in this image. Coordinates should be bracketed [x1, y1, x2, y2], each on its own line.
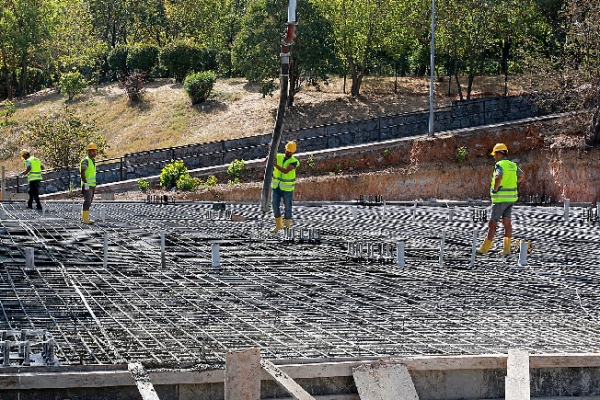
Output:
[0, 75, 522, 173]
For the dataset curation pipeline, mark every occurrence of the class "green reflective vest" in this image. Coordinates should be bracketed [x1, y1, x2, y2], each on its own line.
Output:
[24, 157, 42, 182]
[491, 159, 518, 203]
[80, 157, 97, 187]
[271, 153, 299, 192]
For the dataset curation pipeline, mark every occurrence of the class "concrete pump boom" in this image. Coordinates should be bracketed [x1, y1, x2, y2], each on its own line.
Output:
[260, 0, 297, 214]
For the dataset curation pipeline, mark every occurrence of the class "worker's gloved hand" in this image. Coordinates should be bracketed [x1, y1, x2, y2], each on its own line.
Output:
[83, 183, 89, 191]
[491, 189, 498, 194]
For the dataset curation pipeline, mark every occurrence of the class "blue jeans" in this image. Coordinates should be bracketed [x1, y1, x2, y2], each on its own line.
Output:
[272, 188, 293, 219]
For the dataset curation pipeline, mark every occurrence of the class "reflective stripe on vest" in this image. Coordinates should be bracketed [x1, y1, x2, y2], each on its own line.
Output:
[271, 153, 298, 192]
[491, 159, 518, 203]
[25, 157, 42, 182]
[80, 157, 97, 187]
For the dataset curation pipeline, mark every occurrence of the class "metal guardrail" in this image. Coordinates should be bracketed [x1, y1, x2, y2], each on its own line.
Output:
[2, 96, 541, 195]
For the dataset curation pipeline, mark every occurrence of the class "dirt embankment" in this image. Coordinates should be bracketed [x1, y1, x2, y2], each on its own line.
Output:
[170, 115, 600, 204]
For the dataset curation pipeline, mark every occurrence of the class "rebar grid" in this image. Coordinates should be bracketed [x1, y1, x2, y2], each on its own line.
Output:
[0, 201, 599, 368]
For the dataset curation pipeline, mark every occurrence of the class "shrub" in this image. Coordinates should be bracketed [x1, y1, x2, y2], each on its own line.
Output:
[455, 146, 468, 163]
[107, 45, 129, 80]
[176, 174, 202, 191]
[159, 41, 203, 82]
[183, 71, 216, 104]
[127, 44, 159, 74]
[138, 178, 150, 192]
[59, 71, 87, 101]
[160, 160, 188, 189]
[3, 100, 15, 123]
[204, 175, 218, 189]
[227, 158, 245, 185]
[123, 72, 147, 102]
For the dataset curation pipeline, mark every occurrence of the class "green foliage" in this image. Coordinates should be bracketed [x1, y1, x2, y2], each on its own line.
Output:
[204, 175, 218, 189]
[3, 101, 15, 124]
[383, 148, 393, 157]
[21, 108, 107, 169]
[160, 160, 188, 189]
[127, 44, 159, 73]
[59, 71, 87, 101]
[455, 146, 468, 163]
[137, 178, 150, 192]
[227, 158, 245, 185]
[307, 154, 316, 168]
[176, 174, 202, 191]
[159, 41, 203, 82]
[183, 71, 216, 104]
[107, 45, 130, 80]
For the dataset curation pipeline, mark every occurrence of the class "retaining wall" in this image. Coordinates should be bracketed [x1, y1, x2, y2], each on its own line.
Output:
[2, 96, 540, 195]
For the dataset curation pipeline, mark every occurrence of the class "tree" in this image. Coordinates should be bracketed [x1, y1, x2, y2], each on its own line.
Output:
[59, 70, 87, 101]
[232, 0, 337, 104]
[313, 0, 392, 96]
[21, 107, 107, 169]
[2, 0, 53, 96]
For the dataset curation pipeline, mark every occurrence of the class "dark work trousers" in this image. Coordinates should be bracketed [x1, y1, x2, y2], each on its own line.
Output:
[82, 187, 96, 211]
[28, 180, 42, 209]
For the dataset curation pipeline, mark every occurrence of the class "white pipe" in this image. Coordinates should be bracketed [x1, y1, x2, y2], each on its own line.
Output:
[564, 198, 570, 222]
[518, 241, 528, 266]
[160, 231, 166, 269]
[0, 206, 5, 220]
[382, 200, 386, 216]
[288, 0, 296, 22]
[103, 233, 108, 269]
[470, 229, 478, 267]
[100, 209, 106, 223]
[352, 206, 357, 219]
[1, 166, 5, 202]
[597, 202, 600, 221]
[397, 241, 405, 268]
[212, 243, 220, 269]
[448, 207, 454, 221]
[25, 247, 35, 271]
[439, 229, 445, 267]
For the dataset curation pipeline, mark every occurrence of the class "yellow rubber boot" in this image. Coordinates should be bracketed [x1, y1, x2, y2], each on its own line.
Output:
[501, 237, 511, 255]
[82, 210, 91, 224]
[476, 238, 493, 255]
[272, 217, 284, 232]
[284, 219, 291, 229]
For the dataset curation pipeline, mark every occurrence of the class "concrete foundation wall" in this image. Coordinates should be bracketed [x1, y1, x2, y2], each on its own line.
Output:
[2, 368, 600, 400]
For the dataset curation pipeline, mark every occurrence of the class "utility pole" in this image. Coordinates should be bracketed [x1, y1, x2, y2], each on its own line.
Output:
[260, 0, 297, 214]
[428, 0, 436, 137]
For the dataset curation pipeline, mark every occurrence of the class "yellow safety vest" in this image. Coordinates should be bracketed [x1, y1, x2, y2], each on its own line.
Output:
[491, 159, 518, 203]
[80, 156, 97, 187]
[25, 157, 42, 182]
[271, 153, 299, 192]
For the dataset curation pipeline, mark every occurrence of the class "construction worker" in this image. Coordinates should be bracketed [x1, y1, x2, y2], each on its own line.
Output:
[80, 143, 98, 224]
[19, 150, 43, 210]
[477, 143, 524, 255]
[271, 141, 300, 232]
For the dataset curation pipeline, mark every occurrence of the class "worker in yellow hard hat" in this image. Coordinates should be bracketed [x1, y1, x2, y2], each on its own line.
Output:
[477, 143, 524, 255]
[270, 141, 300, 232]
[19, 149, 44, 210]
[80, 143, 98, 224]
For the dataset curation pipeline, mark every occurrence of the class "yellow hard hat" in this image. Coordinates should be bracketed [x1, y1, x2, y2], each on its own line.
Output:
[491, 143, 508, 155]
[20, 149, 30, 159]
[87, 143, 98, 151]
[285, 141, 297, 153]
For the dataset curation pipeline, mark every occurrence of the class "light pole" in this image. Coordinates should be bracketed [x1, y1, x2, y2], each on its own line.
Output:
[428, 0, 436, 136]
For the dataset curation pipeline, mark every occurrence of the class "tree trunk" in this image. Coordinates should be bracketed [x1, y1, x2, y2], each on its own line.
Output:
[18, 56, 28, 97]
[466, 71, 475, 100]
[588, 107, 600, 145]
[454, 71, 463, 101]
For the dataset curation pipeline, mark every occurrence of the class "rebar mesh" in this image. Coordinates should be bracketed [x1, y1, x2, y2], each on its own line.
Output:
[0, 201, 598, 368]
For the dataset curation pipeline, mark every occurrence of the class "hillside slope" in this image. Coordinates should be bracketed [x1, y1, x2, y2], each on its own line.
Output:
[0, 75, 520, 173]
